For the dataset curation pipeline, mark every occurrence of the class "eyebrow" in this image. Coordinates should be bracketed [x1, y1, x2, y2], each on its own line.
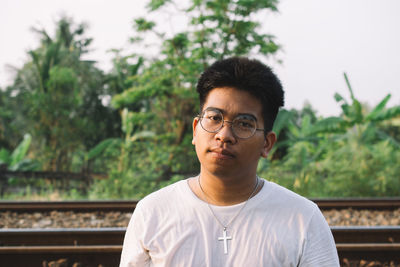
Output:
[204, 107, 258, 121]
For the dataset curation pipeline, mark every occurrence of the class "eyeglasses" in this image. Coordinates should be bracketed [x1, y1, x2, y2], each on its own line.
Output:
[198, 108, 265, 139]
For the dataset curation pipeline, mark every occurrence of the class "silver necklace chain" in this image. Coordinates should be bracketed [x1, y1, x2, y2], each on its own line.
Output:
[198, 175, 260, 230]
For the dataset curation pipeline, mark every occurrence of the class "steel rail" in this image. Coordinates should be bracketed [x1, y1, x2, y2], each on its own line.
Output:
[0, 245, 122, 267]
[1, 244, 399, 266]
[1, 198, 400, 212]
[336, 243, 400, 263]
[0, 227, 399, 266]
[312, 197, 400, 210]
[0, 200, 138, 212]
[1, 226, 400, 246]
[0, 227, 125, 246]
[332, 226, 400, 243]
[0, 244, 399, 266]
[0, 245, 122, 253]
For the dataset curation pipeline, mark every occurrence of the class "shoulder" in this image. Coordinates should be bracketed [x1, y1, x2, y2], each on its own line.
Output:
[261, 179, 319, 216]
[136, 179, 189, 212]
[133, 179, 196, 229]
[257, 179, 329, 237]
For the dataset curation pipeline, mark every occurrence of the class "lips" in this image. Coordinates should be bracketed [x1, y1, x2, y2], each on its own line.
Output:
[208, 148, 235, 159]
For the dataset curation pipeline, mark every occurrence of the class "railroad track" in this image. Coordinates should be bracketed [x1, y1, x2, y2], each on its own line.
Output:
[1, 199, 399, 266]
[0, 226, 399, 266]
[3, 226, 398, 247]
[1, 197, 400, 212]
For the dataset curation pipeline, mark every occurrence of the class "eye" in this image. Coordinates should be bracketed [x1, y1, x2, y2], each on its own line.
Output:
[240, 121, 252, 127]
[237, 120, 253, 128]
[234, 115, 256, 130]
[208, 114, 222, 122]
[203, 109, 223, 123]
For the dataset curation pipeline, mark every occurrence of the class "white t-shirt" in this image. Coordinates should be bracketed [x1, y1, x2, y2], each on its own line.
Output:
[120, 178, 339, 267]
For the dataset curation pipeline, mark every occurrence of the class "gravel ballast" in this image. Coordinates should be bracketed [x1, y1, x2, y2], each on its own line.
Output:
[1, 208, 400, 228]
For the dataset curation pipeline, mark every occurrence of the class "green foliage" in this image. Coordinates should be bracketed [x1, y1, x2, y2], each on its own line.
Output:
[0, 148, 10, 165]
[262, 137, 400, 197]
[0, 134, 39, 172]
[86, 138, 122, 161]
[2, 4, 399, 200]
[4, 16, 121, 172]
[134, 18, 156, 31]
[90, 3, 400, 199]
[317, 140, 400, 197]
[96, 0, 281, 198]
[9, 134, 32, 168]
[260, 73, 400, 197]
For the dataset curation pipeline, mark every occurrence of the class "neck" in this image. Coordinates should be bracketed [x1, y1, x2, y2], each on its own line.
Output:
[196, 169, 261, 206]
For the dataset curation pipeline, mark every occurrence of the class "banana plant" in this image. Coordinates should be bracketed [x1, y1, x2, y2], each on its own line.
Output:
[309, 73, 400, 146]
[85, 108, 155, 172]
[0, 134, 38, 171]
[272, 72, 400, 161]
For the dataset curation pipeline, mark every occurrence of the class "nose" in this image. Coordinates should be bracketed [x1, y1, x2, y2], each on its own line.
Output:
[215, 120, 236, 144]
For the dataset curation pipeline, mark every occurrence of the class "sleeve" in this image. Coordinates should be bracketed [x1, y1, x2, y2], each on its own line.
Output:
[119, 201, 151, 267]
[298, 207, 340, 267]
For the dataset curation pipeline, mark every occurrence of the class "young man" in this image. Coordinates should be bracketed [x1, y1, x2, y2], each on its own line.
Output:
[120, 57, 339, 266]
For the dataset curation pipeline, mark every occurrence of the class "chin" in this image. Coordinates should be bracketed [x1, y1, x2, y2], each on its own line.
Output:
[203, 164, 237, 178]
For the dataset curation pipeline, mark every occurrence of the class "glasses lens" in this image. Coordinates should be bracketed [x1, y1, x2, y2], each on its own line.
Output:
[232, 115, 257, 138]
[200, 109, 223, 132]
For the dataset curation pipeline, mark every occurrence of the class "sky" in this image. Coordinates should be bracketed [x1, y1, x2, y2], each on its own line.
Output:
[1, 0, 399, 117]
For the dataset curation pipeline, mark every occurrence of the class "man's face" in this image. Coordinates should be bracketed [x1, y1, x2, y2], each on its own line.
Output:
[192, 87, 276, 178]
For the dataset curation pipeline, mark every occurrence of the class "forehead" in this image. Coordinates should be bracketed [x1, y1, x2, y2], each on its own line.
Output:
[203, 87, 263, 118]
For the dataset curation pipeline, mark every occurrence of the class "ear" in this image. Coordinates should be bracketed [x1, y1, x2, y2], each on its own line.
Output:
[261, 131, 276, 158]
[192, 117, 199, 145]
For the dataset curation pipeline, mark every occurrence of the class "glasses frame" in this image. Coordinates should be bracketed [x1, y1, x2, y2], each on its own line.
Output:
[197, 108, 265, 139]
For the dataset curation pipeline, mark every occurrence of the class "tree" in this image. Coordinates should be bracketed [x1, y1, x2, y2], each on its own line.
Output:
[0, 87, 20, 150]
[93, 0, 280, 197]
[8, 16, 121, 171]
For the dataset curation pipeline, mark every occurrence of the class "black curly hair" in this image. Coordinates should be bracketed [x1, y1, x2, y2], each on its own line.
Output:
[196, 57, 284, 132]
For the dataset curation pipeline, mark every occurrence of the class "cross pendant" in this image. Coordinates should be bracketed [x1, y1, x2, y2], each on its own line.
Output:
[218, 227, 232, 254]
